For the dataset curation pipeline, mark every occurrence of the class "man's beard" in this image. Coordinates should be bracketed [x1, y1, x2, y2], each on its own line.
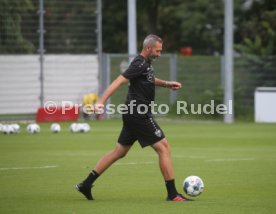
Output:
[149, 55, 158, 61]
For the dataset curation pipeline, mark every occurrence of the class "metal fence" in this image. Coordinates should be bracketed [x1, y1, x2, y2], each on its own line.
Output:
[234, 55, 276, 119]
[0, 53, 275, 121]
[0, 0, 100, 121]
[1, 1, 275, 121]
[0, 0, 99, 54]
[100, 53, 177, 106]
[102, 54, 276, 120]
[181, 55, 276, 120]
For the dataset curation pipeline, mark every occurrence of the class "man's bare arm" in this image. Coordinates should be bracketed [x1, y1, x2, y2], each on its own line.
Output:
[155, 78, 182, 90]
[98, 75, 128, 105]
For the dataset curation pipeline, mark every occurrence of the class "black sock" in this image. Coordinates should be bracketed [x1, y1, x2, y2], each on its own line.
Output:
[165, 179, 178, 199]
[83, 170, 100, 187]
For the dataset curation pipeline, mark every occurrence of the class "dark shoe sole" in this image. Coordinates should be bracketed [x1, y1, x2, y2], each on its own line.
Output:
[76, 184, 94, 200]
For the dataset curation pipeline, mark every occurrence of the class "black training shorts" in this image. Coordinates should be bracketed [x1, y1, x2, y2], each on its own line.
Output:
[118, 113, 165, 148]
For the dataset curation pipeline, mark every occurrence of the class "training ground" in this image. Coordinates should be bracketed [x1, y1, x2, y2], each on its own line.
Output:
[0, 119, 275, 214]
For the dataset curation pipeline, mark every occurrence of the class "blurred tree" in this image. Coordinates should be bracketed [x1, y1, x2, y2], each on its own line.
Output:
[102, 0, 127, 53]
[140, 0, 224, 53]
[17, 0, 98, 54]
[43, 0, 97, 53]
[137, 0, 159, 34]
[2, 0, 275, 54]
[234, 0, 276, 87]
[235, 0, 276, 55]
[160, 0, 224, 54]
[0, 0, 35, 53]
[136, 0, 224, 54]
[233, 0, 276, 118]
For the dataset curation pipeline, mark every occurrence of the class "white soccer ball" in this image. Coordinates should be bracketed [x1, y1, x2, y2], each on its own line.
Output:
[77, 123, 85, 133]
[70, 123, 81, 133]
[27, 123, 40, 134]
[183, 175, 204, 197]
[70, 123, 91, 133]
[51, 123, 61, 133]
[2, 125, 14, 134]
[70, 123, 78, 133]
[80, 123, 91, 133]
[11, 124, 20, 133]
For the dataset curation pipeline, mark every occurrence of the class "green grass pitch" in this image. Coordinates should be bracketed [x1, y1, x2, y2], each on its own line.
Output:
[0, 119, 276, 214]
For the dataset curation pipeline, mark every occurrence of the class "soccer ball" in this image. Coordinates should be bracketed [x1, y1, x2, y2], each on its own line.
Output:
[51, 123, 61, 133]
[27, 123, 40, 134]
[70, 123, 78, 133]
[80, 123, 90, 133]
[2, 125, 13, 134]
[77, 123, 85, 133]
[11, 124, 20, 133]
[183, 175, 204, 197]
[1, 124, 20, 134]
[70, 123, 90, 133]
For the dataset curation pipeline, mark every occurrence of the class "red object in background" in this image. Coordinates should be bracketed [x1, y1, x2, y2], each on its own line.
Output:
[180, 47, 193, 56]
[36, 106, 80, 122]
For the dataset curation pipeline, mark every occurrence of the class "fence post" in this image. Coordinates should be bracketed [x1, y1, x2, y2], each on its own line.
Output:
[106, 54, 111, 99]
[170, 54, 177, 104]
[105, 54, 111, 118]
[99, 53, 105, 96]
[38, 0, 45, 107]
[127, 0, 137, 63]
[96, 0, 103, 97]
[220, 56, 225, 86]
[223, 0, 234, 123]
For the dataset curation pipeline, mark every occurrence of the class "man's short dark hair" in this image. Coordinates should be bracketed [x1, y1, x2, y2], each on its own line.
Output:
[143, 34, 163, 48]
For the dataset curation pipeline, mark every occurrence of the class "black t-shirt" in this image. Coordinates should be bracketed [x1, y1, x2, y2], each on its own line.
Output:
[122, 55, 155, 108]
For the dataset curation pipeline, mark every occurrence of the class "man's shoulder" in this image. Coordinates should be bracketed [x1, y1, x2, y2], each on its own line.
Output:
[131, 55, 147, 68]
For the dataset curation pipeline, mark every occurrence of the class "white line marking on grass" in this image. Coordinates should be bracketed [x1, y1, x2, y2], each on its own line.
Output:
[114, 161, 155, 166]
[173, 155, 207, 159]
[0, 165, 58, 171]
[149, 155, 207, 159]
[205, 158, 255, 162]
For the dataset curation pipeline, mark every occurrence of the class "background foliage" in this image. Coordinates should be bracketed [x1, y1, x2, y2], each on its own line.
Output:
[1, 0, 275, 54]
[0, 0, 275, 120]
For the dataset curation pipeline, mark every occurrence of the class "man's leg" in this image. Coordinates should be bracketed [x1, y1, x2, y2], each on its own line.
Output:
[152, 138, 190, 201]
[76, 143, 131, 200]
[152, 138, 174, 180]
[94, 143, 132, 174]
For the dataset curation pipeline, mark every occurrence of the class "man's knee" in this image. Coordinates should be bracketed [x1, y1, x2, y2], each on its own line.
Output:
[117, 151, 127, 159]
[112, 144, 129, 159]
[152, 138, 171, 155]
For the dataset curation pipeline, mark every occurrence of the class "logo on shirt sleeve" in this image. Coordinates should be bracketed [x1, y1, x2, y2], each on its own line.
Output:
[146, 66, 154, 82]
[154, 129, 162, 137]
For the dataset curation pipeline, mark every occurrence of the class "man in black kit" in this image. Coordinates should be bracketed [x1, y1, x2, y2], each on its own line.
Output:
[76, 34, 191, 202]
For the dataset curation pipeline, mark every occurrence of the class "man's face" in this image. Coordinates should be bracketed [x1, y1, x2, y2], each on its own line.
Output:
[148, 41, 162, 61]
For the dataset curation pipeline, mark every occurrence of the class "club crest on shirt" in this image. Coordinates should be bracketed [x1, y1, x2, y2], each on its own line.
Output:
[154, 129, 162, 137]
[146, 66, 154, 82]
[147, 73, 154, 82]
